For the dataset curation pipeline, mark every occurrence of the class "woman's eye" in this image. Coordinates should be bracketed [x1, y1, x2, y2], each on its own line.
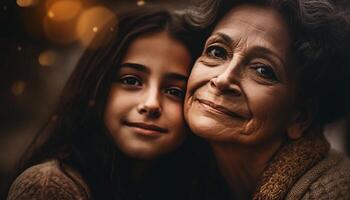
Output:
[119, 75, 142, 87]
[164, 87, 185, 99]
[206, 46, 228, 60]
[254, 65, 278, 81]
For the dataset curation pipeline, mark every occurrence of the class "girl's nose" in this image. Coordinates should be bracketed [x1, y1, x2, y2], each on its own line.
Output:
[137, 88, 162, 118]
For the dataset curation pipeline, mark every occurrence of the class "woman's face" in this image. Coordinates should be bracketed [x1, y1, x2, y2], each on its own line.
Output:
[104, 31, 191, 159]
[185, 4, 301, 145]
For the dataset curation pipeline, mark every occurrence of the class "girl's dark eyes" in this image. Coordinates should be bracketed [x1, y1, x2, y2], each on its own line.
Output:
[205, 45, 228, 60]
[253, 64, 278, 81]
[164, 87, 185, 99]
[119, 75, 142, 87]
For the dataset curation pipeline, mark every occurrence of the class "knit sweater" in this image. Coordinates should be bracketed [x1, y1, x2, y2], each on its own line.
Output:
[253, 133, 350, 200]
[6, 135, 350, 200]
[7, 160, 90, 200]
[287, 150, 350, 199]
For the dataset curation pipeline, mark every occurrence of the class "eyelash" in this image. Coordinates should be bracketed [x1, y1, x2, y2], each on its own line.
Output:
[119, 75, 185, 99]
[203, 41, 280, 83]
[205, 45, 229, 60]
[164, 87, 185, 99]
[119, 75, 142, 87]
[251, 64, 278, 81]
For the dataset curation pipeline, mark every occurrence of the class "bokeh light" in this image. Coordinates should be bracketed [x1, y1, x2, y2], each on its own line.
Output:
[92, 26, 99, 33]
[11, 81, 26, 96]
[137, 0, 145, 6]
[46, 0, 82, 22]
[43, 0, 84, 44]
[76, 6, 117, 47]
[16, 0, 38, 7]
[38, 50, 57, 67]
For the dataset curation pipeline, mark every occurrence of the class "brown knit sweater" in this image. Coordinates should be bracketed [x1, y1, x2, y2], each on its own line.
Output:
[253, 134, 350, 200]
[7, 160, 90, 200]
[6, 135, 350, 200]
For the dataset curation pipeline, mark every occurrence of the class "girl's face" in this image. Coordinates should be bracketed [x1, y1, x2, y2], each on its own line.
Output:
[104, 31, 191, 159]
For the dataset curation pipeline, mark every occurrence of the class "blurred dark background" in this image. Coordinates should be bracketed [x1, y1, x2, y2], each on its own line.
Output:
[0, 0, 350, 197]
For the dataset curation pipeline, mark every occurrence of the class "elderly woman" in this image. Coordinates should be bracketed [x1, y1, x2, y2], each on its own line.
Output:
[184, 0, 350, 199]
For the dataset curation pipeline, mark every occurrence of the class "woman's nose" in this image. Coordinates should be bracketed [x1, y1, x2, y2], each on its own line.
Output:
[137, 88, 162, 118]
[210, 66, 242, 96]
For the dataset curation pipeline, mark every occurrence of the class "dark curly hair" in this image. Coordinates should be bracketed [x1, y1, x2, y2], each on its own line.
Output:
[186, 0, 350, 126]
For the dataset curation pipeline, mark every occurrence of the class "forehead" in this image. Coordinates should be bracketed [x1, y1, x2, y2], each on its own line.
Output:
[122, 31, 191, 75]
[213, 4, 292, 57]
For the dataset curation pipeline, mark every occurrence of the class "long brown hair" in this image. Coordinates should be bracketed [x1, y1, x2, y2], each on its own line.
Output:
[11, 6, 205, 200]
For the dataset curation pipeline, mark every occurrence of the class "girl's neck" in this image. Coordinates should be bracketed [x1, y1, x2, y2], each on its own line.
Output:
[210, 139, 284, 199]
[130, 159, 156, 185]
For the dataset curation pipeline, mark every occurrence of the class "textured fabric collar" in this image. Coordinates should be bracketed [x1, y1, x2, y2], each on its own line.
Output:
[252, 133, 330, 200]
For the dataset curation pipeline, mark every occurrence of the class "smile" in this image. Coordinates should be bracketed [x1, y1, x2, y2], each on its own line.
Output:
[124, 121, 168, 136]
[196, 98, 245, 119]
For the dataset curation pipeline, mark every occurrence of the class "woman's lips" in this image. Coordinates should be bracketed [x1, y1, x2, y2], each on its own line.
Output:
[124, 121, 168, 136]
[196, 98, 246, 119]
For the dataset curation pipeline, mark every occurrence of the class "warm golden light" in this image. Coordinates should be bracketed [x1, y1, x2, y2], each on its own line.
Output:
[38, 50, 57, 67]
[12, 81, 26, 96]
[16, 0, 37, 7]
[43, 16, 78, 44]
[76, 6, 116, 47]
[43, 0, 84, 44]
[47, 0, 82, 22]
[47, 10, 55, 18]
[137, 0, 145, 6]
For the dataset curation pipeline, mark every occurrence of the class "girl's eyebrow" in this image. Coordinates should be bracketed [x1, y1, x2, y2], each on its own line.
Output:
[165, 73, 188, 82]
[120, 62, 150, 74]
[121, 62, 188, 81]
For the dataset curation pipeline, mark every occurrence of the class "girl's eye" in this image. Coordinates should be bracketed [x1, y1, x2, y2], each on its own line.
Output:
[254, 64, 278, 81]
[164, 87, 185, 99]
[206, 46, 228, 60]
[119, 75, 142, 87]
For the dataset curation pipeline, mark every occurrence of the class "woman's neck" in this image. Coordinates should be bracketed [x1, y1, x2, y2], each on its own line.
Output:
[210, 139, 284, 199]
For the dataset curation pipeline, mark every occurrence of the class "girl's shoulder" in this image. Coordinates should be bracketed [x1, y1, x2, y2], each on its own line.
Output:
[7, 160, 91, 200]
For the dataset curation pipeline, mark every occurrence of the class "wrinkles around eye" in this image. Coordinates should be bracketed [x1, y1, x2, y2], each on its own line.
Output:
[205, 45, 228, 60]
[249, 64, 280, 84]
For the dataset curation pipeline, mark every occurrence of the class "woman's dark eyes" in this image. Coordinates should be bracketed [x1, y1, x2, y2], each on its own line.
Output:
[205, 45, 228, 60]
[119, 75, 142, 87]
[253, 64, 278, 81]
[164, 87, 185, 99]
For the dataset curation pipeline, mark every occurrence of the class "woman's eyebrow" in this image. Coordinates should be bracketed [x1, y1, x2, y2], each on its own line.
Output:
[120, 62, 150, 74]
[208, 32, 234, 45]
[165, 73, 188, 82]
[249, 46, 286, 67]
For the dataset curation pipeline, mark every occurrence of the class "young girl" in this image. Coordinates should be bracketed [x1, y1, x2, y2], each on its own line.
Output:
[6, 7, 204, 200]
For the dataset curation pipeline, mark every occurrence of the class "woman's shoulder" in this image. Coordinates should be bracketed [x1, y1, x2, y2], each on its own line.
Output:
[7, 160, 91, 200]
[287, 150, 350, 199]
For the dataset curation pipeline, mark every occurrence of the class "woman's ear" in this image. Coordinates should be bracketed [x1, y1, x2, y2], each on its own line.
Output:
[287, 99, 316, 140]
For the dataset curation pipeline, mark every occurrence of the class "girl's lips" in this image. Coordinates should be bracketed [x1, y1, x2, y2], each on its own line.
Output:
[124, 121, 168, 136]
